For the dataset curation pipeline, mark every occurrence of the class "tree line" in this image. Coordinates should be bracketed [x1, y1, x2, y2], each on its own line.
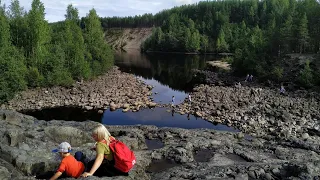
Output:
[0, 0, 113, 103]
[103, 0, 320, 88]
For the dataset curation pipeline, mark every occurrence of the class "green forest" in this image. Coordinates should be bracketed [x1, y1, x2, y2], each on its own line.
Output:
[2, 0, 320, 104]
[102, 0, 320, 87]
[0, 0, 113, 103]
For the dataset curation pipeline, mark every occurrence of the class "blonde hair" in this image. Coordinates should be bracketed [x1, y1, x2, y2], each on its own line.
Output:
[92, 124, 111, 141]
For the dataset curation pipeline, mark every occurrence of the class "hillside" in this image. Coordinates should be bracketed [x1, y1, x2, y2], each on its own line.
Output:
[104, 28, 152, 51]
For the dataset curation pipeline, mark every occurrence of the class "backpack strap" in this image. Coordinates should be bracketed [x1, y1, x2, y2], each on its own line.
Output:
[109, 136, 116, 143]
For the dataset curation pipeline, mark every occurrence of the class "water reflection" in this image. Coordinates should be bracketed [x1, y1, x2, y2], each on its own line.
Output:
[142, 77, 187, 104]
[102, 107, 238, 131]
[115, 50, 214, 92]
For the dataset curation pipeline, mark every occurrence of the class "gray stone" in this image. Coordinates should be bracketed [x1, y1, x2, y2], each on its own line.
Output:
[148, 102, 157, 108]
[302, 133, 310, 140]
[248, 171, 256, 179]
[44, 126, 91, 146]
[84, 106, 93, 110]
[0, 110, 319, 179]
[264, 173, 273, 180]
[235, 173, 248, 180]
[0, 166, 10, 180]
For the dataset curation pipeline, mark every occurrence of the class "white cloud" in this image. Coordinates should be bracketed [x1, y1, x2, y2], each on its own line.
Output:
[3, 0, 201, 22]
[175, 0, 193, 5]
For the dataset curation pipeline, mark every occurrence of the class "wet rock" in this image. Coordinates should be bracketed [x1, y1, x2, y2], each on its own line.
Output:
[148, 102, 157, 108]
[147, 85, 153, 90]
[123, 103, 130, 109]
[110, 102, 117, 111]
[195, 111, 202, 117]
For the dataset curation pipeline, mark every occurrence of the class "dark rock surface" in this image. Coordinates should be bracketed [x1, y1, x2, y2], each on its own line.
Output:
[0, 110, 319, 179]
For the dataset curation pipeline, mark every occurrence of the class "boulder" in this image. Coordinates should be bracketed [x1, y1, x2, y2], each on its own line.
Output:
[148, 102, 157, 108]
[195, 112, 202, 117]
[44, 126, 91, 146]
[302, 133, 310, 140]
[0, 166, 10, 180]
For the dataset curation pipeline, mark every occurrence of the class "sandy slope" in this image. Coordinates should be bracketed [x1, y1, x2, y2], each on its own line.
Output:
[105, 28, 152, 50]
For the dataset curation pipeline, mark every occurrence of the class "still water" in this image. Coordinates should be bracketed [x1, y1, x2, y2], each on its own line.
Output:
[23, 51, 237, 131]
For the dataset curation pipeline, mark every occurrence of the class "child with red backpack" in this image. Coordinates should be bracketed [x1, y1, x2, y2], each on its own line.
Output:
[81, 124, 136, 178]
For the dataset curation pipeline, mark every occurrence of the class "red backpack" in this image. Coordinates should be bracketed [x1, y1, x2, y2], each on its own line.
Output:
[109, 138, 136, 173]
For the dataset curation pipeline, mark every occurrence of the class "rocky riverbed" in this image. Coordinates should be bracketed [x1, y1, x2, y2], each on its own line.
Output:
[2, 67, 157, 112]
[175, 84, 320, 142]
[0, 110, 319, 180]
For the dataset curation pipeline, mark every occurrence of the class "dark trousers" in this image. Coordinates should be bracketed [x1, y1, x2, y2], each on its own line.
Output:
[36, 171, 67, 179]
[87, 159, 128, 177]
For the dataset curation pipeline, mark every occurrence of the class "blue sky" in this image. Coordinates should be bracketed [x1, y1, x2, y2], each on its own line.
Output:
[3, 0, 202, 22]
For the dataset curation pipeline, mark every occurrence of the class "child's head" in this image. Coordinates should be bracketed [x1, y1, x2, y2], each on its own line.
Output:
[52, 142, 72, 158]
[92, 124, 111, 142]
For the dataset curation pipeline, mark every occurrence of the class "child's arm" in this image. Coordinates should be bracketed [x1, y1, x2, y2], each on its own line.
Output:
[81, 153, 104, 177]
[49, 171, 62, 180]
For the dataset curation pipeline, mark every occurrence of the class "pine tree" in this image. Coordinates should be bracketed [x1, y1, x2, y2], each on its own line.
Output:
[299, 60, 313, 87]
[64, 4, 90, 80]
[26, 0, 50, 72]
[84, 9, 113, 76]
[280, 15, 293, 53]
[0, 5, 27, 102]
[297, 13, 309, 53]
[7, 0, 28, 50]
[216, 29, 229, 52]
[0, 4, 10, 48]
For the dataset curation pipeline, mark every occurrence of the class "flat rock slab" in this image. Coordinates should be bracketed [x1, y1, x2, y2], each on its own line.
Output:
[0, 110, 319, 179]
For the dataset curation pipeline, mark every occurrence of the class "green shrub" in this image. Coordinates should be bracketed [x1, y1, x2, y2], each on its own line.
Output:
[26, 67, 44, 87]
[272, 66, 283, 82]
[299, 60, 314, 88]
[221, 57, 233, 64]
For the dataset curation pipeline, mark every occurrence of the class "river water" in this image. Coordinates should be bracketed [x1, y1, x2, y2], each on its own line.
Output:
[23, 50, 238, 131]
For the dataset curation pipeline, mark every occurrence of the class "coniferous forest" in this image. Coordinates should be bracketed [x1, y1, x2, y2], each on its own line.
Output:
[101, 0, 320, 88]
[0, 0, 113, 103]
[2, 0, 320, 104]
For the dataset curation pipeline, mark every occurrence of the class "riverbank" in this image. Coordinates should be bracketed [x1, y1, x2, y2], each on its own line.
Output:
[175, 84, 320, 142]
[0, 110, 319, 179]
[2, 67, 156, 112]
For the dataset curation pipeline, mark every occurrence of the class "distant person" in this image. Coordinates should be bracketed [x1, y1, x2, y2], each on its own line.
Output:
[49, 142, 85, 180]
[171, 96, 175, 106]
[245, 74, 249, 82]
[280, 85, 286, 95]
[171, 109, 175, 117]
[249, 75, 253, 82]
[188, 94, 192, 104]
[187, 113, 190, 120]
